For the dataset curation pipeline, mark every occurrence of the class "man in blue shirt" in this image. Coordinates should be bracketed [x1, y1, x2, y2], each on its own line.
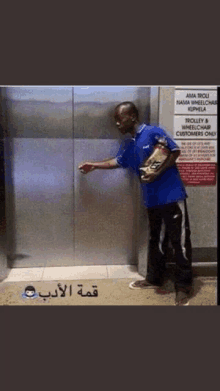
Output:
[79, 101, 193, 306]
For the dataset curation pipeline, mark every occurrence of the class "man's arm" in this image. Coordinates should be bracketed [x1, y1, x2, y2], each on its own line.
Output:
[159, 149, 180, 171]
[79, 158, 120, 174]
[143, 150, 180, 182]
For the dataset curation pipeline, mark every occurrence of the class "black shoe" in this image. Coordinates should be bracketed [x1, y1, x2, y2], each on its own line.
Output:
[175, 291, 189, 306]
[129, 280, 159, 290]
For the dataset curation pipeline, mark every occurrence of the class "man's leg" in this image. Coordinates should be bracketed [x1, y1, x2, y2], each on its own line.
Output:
[146, 206, 168, 286]
[163, 200, 193, 304]
[129, 206, 166, 289]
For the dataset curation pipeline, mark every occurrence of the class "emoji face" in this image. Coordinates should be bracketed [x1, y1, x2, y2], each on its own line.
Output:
[24, 286, 36, 297]
[25, 290, 35, 297]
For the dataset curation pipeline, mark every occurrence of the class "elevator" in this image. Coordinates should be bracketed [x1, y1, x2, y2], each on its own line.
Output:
[1, 86, 159, 268]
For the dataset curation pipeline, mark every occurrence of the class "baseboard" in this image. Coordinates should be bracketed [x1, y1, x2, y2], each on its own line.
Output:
[166, 247, 217, 277]
[166, 247, 217, 263]
[191, 247, 217, 263]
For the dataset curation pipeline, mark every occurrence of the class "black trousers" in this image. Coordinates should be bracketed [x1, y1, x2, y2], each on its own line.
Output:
[146, 199, 193, 292]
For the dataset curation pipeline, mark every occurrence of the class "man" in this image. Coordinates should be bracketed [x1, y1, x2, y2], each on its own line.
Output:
[78, 101, 193, 306]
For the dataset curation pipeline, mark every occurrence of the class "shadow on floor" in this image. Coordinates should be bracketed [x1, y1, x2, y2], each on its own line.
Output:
[154, 267, 205, 300]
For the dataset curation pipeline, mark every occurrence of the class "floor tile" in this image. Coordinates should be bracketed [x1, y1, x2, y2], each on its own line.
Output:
[107, 265, 141, 279]
[3, 268, 44, 282]
[42, 265, 108, 281]
[3, 262, 216, 283]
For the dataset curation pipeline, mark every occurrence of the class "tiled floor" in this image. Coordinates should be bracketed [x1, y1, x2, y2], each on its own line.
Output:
[2, 262, 217, 283]
[3, 265, 142, 282]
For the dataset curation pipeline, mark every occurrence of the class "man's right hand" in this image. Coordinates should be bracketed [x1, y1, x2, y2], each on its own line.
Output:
[78, 162, 96, 174]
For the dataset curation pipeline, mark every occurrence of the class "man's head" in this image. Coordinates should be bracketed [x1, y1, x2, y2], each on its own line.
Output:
[114, 102, 139, 135]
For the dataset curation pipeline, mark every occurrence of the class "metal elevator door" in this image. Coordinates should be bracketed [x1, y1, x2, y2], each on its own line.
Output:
[3, 86, 151, 268]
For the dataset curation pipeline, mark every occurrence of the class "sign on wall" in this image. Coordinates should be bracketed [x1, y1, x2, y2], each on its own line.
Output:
[174, 116, 217, 139]
[174, 86, 217, 186]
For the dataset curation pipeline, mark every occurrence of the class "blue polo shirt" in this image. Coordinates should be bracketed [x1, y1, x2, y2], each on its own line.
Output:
[116, 124, 187, 208]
